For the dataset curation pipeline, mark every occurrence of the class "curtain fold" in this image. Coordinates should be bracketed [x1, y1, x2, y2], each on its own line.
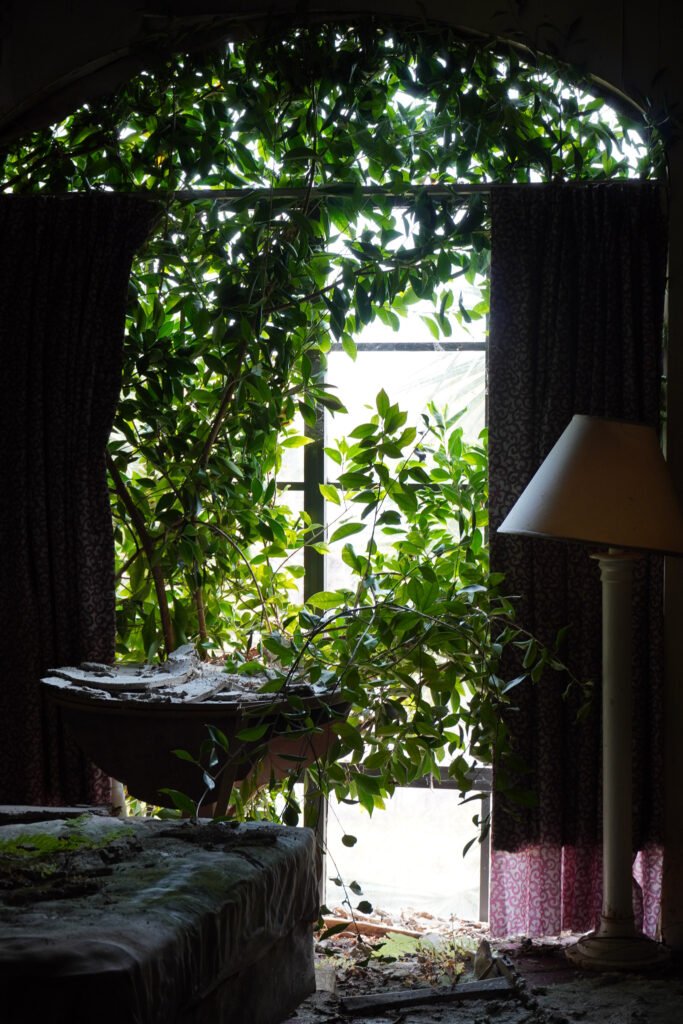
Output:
[0, 194, 159, 805]
[488, 183, 668, 937]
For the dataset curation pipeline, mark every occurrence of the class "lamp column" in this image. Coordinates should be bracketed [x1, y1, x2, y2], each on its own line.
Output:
[598, 551, 637, 936]
[567, 550, 668, 968]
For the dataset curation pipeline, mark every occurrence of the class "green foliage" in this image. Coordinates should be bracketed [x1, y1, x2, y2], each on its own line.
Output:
[0, 21, 653, 809]
[413, 928, 475, 986]
[1, 23, 652, 658]
[1, 22, 661, 194]
[240, 405, 573, 807]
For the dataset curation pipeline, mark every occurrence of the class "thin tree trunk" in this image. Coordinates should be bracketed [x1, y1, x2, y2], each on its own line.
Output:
[107, 453, 176, 656]
[194, 586, 208, 657]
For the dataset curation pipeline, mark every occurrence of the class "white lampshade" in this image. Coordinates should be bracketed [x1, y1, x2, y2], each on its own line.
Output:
[498, 415, 683, 554]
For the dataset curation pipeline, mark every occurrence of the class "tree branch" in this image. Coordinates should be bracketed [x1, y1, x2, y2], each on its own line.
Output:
[107, 452, 176, 656]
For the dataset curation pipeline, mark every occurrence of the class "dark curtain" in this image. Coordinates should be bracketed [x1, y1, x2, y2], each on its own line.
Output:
[487, 183, 668, 936]
[0, 195, 159, 806]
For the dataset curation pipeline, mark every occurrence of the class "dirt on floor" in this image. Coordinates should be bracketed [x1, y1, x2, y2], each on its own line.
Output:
[287, 907, 683, 1024]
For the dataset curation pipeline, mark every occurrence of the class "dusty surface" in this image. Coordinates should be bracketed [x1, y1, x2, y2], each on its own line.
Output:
[287, 909, 683, 1024]
[41, 644, 324, 706]
[0, 816, 318, 1024]
[40, 648, 347, 809]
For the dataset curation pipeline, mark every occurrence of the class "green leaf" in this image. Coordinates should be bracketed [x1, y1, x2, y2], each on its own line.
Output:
[207, 725, 231, 752]
[341, 834, 358, 848]
[319, 483, 341, 504]
[420, 314, 440, 340]
[355, 284, 372, 325]
[281, 435, 314, 448]
[329, 522, 366, 543]
[236, 723, 271, 741]
[319, 922, 352, 939]
[342, 335, 358, 360]
[307, 590, 348, 610]
[376, 389, 390, 417]
[503, 674, 527, 694]
[158, 788, 198, 817]
[462, 835, 479, 857]
[283, 145, 318, 161]
[341, 543, 363, 571]
[334, 721, 364, 754]
[171, 748, 198, 764]
[348, 423, 378, 439]
[283, 801, 300, 826]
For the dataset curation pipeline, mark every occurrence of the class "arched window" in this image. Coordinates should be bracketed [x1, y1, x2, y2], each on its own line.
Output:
[1, 21, 664, 920]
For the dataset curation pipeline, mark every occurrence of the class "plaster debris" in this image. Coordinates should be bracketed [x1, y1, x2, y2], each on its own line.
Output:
[43, 644, 321, 706]
[286, 910, 683, 1024]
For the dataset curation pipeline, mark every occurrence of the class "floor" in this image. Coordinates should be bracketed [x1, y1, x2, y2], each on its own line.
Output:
[286, 933, 683, 1024]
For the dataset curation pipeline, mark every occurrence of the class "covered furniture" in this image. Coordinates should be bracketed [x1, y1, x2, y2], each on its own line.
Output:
[0, 813, 319, 1023]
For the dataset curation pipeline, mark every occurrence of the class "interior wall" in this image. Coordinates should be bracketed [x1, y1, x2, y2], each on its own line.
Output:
[1, 2, 680, 144]
[2, 0, 683, 947]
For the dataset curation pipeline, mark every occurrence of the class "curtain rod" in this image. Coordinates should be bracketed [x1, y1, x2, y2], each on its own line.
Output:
[171, 179, 656, 203]
[16, 179, 659, 204]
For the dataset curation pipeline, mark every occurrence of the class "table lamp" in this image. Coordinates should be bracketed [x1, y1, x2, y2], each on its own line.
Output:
[498, 414, 683, 969]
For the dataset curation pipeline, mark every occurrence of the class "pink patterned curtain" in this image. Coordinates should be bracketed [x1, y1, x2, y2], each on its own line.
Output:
[488, 183, 668, 938]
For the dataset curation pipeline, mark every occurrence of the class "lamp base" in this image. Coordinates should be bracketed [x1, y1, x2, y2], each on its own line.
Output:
[566, 930, 670, 971]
